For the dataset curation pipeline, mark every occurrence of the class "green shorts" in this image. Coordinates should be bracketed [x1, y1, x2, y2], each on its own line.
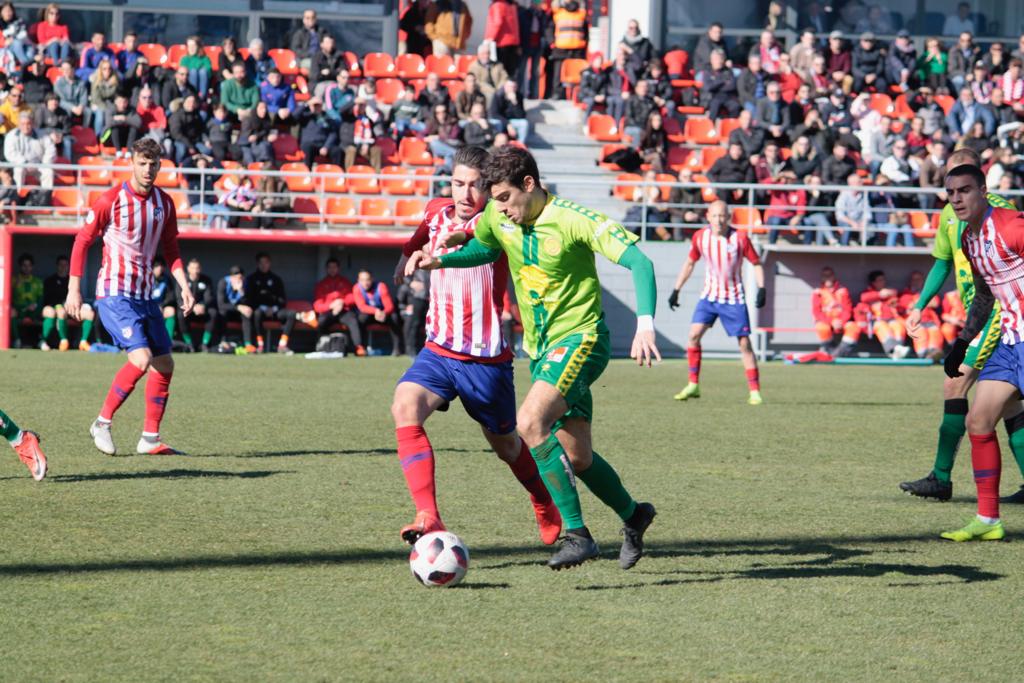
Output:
[529, 330, 610, 425]
[966, 306, 1002, 370]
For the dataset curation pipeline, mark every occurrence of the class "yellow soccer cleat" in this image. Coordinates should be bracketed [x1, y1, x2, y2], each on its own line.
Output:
[940, 517, 1006, 542]
[673, 383, 700, 401]
[748, 390, 763, 405]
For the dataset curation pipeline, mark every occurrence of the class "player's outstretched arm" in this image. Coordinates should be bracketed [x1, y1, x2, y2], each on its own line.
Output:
[668, 258, 696, 310]
[438, 237, 502, 268]
[946, 271, 995, 378]
[619, 244, 661, 367]
[753, 263, 766, 308]
[907, 258, 953, 338]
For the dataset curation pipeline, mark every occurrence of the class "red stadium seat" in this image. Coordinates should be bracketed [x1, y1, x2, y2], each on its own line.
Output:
[399, 137, 436, 166]
[71, 126, 99, 156]
[396, 53, 427, 79]
[683, 117, 719, 144]
[315, 164, 346, 193]
[446, 79, 466, 99]
[663, 116, 685, 143]
[78, 156, 112, 185]
[45, 66, 59, 84]
[342, 51, 362, 78]
[731, 207, 764, 233]
[280, 162, 313, 192]
[413, 167, 435, 195]
[204, 45, 222, 64]
[701, 146, 727, 169]
[292, 196, 321, 224]
[238, 47, 250, 61]
[51, 188, 84, 215]
[559, 58, 588, 98]
[138, 43, 168, 66]
[893, 94, 915, 120]
[347, 165, 381, 194]
[165, 190, 192, 219]
[272, 134, 303, 162]
[654, 173, 676, 202]
[612, 173, 642, 201]
[326, 196, 358, 224]
[363, 52, 396, 78]
[587, 114, 621, 142]
[375, 78, 404, 105]
[598, 144, 627, 170]
[166, 44, 187, 68]
[666, 147, 695, 171]
[382, 165, 417, 195]
[934, 94, 955, 115]
[455, 54, 476, 77]
[395, 198, 425, 226]
[360, 198, 393, 226]
[426, 54, 458, 80]
[716, 117, 741, 141]
[910, 211, 936, 238]
[268, 48, 298, 76]
[155, 159, 180, 188]
[52, 156, 74, 186]
[376, 137, 399, 166]
[868, 93, 894, 116]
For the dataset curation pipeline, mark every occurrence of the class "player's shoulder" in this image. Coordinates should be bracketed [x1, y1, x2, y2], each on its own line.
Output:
[424, 197, 454, 221]
[986, 193, 1017, 210]
[548, 194, 609, 226]
[991, 206, 1024, 228]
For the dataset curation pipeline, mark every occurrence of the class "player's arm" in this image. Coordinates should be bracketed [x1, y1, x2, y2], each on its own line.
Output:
[617, 244, 662, 367]
[396, 218, 432, 284]
[946, 270, 995, 378]
[907, 257, 953, 338]
[161, 201, 193, 315]
[810, 291, 827, 323]
[412, 205, 502, 272]
[742, 236, 767, 308]
[66, 198, 109, 319]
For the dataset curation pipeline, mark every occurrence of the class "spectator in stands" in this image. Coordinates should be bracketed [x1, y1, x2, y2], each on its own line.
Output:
[114, 31, 141, 79]
[326, 69, 356, 120]
[516, 0, 549, 99]
[347, 269, 404, 356]
[237, 100, 276, 165]
[182, 154, 227, 227]
[825, 31, 852, 92]
[753, 140, 785, 182]
[21, 53, 52, 106]
[0, 3, 34, 67]
[810, 52, 837, 99]
[757, 29, 782, 75]
[76, 31, 113, 81]
[119, 58, 159, 107]
[296, 96, 339, 165]
[244, 252, 297, 354]
[604, 49, 632, 127]
[32, 92, 71, 159]
[463, 101, 496, 147]
[789, 28, 817, 81]
[261, 69, 295, 124]
[246, 38, 274, 85]
[168, 94, 208, 163]
[251, 171, 290, 229]
[969, 62, 994, 104]
[880, 207, 916, 247]
[161, 66, 199, 112]
[991, 88, 1021, 144]
[737, 53, 768, 113]
[175, 258, 218, 352]
[423, 102, 462, 170]
[454, 72, 487, 120]
[35, 4, 72, 66]
[637, 110, 667, 172]
[40, 254, 94, 351]
[103, 94, 142, 156]
[855, 4, 893, 35]
[801, 176, 838, 245]
[619, 19, 654, 84]
[0, 167, 19, 221]
[180, 37, 212, 100]
[943, 3, 975, 37]
[290, 9, 329, 72]
[1014, 34, 1024, 63]
[0, 84, 29, 137]
[918, 139, 947, 209]
[621, 77, 654, 143]
[835, 173, 869, 245]
[643, 59, 674, 113]
[692, 22, 727, 76]
[577, 53, 609, 123]
[310, 34, 345, 95]
[983, 41, 1007, 77]
[708, 142, 754, 202]
[468, 42, 508, 99]
[400, 0, 432, 57]
[728, 109, 766, 157]
[5, 112, 54, 193]
[491, 75, 536, 142]
[54, 59, 87, 128]
[311, 257, 354, 332]
[425, 0, 473, 57]
[88, 58, 119, 136]
[852, 32, 886, 93]
[221, 61, 259, 122]
[667, 167, 704, 237]
[886, 29, 917, 91]
[416, 71, 453, 115]
[960, 119, 995, 160]
[547, 0, 587, 99]
[221, 178, 257, 227]
[484, 0, 520, 80]
[755, 81, 790, 144]
[218, 36, 245, 83]
[947, 32, 979, 92]
[390, 83, 424, 138]
[625, 169, 671, 240]
[947, 86, 995, 141]
[792, 108, 831, 155]
[910, 86, 945, 136]
[861, 114, 895, 173]
[787, 134, 820, 179]
[986, 146, 1015, 189]
[135, 87, 166, 147]
[916, 38, 948, 92]
[776, 53, 804, 103]
[765, 170, 807, 244]
[879, 138, 920, 189]
[10, 252, 41, 348]
[344, 98, 384, 170]
[1000, 59, 1024, 114]
[216, 265, 255, 351]
[701, 48, 740, 119]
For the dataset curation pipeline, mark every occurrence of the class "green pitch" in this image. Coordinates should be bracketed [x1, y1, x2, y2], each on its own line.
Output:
[1, 354, 1022, 681]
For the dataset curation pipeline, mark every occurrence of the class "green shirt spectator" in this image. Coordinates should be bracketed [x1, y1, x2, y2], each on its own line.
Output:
[220, 62, 259, 118]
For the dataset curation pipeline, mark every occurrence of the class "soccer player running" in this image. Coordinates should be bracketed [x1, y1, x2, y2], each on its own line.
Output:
[901, 148, 1024, 502]
[65, 138, 195, 456]
[667, 200, 767, 405]
[408, 146, 659, 571]
[0, 408, 47, 480]
[938, 164, 1024, 541]
[391, 145, 561, 547]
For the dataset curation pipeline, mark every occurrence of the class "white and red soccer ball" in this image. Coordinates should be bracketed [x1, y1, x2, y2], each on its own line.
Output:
[409, 531, 469, 587]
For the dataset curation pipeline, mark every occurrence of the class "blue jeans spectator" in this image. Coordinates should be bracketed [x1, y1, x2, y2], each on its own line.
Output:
[883, 222, 917, 247]
[6, 39, 34, 65]
[801, 213, 838, 245]
[505, 118, 530, 143]
[192, 202, 230, 228]
[44, 40, 71, 64]
[90, 107, 107, 137]
[239, 141, 274, 165]
[173, 140, 212, 164]
[766, 215, 802, 244]
[393, 119, 425, 138]
[429, 139, 458, 170]
[188, 69, 209, 97]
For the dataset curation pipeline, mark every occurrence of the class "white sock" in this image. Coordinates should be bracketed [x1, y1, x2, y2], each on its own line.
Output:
[9, 429, 24, 447]
[141, 432, 159, 442]
[978, 515, 1000, 525]
[96, 417, 111, 426]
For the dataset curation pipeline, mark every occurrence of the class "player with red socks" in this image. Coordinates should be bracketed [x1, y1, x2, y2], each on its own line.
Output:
[941, 164, 1024, 541]
[391, 145, 561, 546]
[65, 138, 194, 456]
[668, 200, 767, 405]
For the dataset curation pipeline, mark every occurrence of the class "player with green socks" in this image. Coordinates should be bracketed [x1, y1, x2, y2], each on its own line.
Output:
[41, 255, 96, 351]
[409, 146, 660, 570]
[902, 148, 1024, 501]
[0, 408, 47, 480]
[11, 252, 42, 349]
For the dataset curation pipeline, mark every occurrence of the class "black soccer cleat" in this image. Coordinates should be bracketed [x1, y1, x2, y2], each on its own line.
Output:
[619, 502, 657, 569]
[1001, 485, 1024, 504]
[547, 529, 599, 570]
[899, 472, 952, 501]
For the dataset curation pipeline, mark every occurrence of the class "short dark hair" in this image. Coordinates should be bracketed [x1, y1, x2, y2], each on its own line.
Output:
[17, 252, 32, 265]
[325, 257, 339, 267]
[188, 257, 200, 265]
[710, 21, 723, 30]
[256, 251, 270, 261]
[131, 137, 162, 162]
[153, 256, 166, 267]
[453, 145, 489, 172]
[945, 163, 986, 188]
[482, 146, 540, 191]
[56, 254, 69, 263]
[868, 270, 884, 283]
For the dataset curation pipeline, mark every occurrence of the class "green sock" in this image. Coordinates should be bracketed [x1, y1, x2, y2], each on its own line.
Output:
[81, 318, 93, 342]
[56, 317, 67, 341]
[182, 332, 194, 345]
[41, 317, 55, 342]
[0, 408, 21, 443]
[934, 399, 968, 483]
[577, 451, 637, 521]
[202, 331, 212, 345]
[1004, 412, 1024, 479]
[529, 433, 585, 529]
[164, 316, 175, 339]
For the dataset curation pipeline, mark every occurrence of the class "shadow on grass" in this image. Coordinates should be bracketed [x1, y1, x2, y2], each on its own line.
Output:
[776, 401, 931, 407]
[231, 448, 483, 458]
[453, 582, 511, 590]
[49, 469, 292, 483]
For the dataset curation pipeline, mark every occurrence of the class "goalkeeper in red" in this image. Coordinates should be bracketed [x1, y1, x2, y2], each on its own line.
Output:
[66, 138, 194, 456]
[409, 146, 659, 571]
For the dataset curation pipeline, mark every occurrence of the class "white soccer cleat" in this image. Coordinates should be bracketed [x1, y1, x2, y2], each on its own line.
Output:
[90, 419, 116, 455]
[136, 436, 182, 455]
[892, 344, 911, 360]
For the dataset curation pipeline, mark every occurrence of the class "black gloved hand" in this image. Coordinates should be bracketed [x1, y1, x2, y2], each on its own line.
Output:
[944, 338, 969, 378]
[756, 287, 766, 309]
[668, 289, 680, 310]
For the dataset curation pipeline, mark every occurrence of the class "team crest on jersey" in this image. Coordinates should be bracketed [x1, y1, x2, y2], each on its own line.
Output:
[154, 205, 163, 220]
[122, 326, 133, 339]
[546, 346, 568, 362]
[543, 236, 561, 256]
[984, 240, 994, 256]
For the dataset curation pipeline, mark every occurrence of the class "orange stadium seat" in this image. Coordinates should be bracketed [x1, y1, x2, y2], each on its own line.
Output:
[326, 196, 358, 224]
[45, 66, 59, 84]
[238, 47, 250, 61]
[426, 54, 458, 80]
[52, 156, 74, 186]
[363, 52, 396, 78]
[204, 45, 222, 63]
[399, 137, 436, 166]
[612, 173, 642, 201]
[559, 58, 587, 98]
[654, 173, 676, 202]
[272, 134, 303, 162]
[702, 146, 727, 169]
[910, 211, 937, 238]
[360, 198, 393, 226]
[684, 117, 719, 144]
[166, 44, 187, 68]
[455, 54, 476, 77]
[280, 162, 313, 192]
[292, 196, 321, 223]
[86, 189, 105, 208]
[731, 207, 764, 233]
[934, 94, 954, 115]
[138, 43, 167, 66]
[347, 165, 381, 194]
[155, 159, 180, 188]
[697, 174, 717, 202]
[375, 77, 404, 105]
[268, 48, 298, 76]
[893, 94, 915, 120]
[446, 79, 466, 99]
[111, 157, 132, 183]
[413, 167, 435, 195]
[165, 190, 192, 219]
[78, 156, 111, 185]
[396, 53, 427, 79]
[716, 117, 741, 141]
[71, 126, 99, 156]
[343, 51, 362, 78]
[395, 198, 425, 226]
[315, 164, 346, 193]
[587, 114, 621, 142]
[868, 93, 894, 116]
[382, 165, 417, 195]
[51, 188, 84, 215]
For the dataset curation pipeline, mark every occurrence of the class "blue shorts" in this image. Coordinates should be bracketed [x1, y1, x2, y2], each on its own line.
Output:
[96, 296, 173, 356]
[399, 346, 517, 435]
[692, 299, 752, 338]
[978, 340, 1024, 393]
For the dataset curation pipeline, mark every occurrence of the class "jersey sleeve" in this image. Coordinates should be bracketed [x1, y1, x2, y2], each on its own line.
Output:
[740, 233, 760, 265]
[472, 202, 502, 250]
[689, 230, 704, 262]
[576, 211, 639, 264]
[994, 208, 1024, 254]
[160, 195, 183, 273]
[69, 190, 114, 278]
[932, 205, 955, 261]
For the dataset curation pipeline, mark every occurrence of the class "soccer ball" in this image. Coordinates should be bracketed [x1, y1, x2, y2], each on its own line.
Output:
[409, 531, 469, 587]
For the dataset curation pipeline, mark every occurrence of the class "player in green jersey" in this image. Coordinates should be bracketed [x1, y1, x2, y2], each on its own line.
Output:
[902, 148, 1024, 501]
[408, 146, 660, 570]
[11, 252, 43, 348]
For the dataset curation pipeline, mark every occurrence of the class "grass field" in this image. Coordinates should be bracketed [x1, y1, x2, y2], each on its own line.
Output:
[1, 352, 1023, 682]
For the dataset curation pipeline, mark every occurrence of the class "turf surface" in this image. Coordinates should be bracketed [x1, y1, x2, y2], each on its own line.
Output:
[1, 353, 1022, 682]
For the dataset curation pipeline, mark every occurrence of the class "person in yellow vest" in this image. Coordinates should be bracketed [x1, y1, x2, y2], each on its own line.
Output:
[547, 0, 588, 100]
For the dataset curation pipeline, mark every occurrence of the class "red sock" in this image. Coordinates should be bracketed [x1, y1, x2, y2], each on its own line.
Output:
[687, 346, 702, 384]
[746, 368, 760, 391]
[99, 362, 146, 421]
[507, 439, 552, 504]
[143, 368, 173, 435]
[396, 425, 438, 515]
[969, 432, 1002, 519]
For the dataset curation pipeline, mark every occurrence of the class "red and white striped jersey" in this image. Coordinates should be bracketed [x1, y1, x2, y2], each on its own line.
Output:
[70, 182, 182, 300]
[961, 207, 1024, 344]
[403, 198, 510, 360]
[689, 227, 760, 304]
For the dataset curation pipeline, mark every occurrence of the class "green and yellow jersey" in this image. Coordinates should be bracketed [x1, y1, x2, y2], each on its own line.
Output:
[12, 274, 42, 311]
[473, 194, 638, 359]
[934, 193, 1016, 308]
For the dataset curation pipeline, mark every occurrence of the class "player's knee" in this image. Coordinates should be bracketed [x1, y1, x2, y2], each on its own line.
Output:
[390, 397, 421, 426]
[966, 409, 998, 434]
[42, 306, 55, 318]
[82, 304, 94, 320]
[687, 333, 702, 347]
[943, 375, 969, 399]
[516, 407, 545, 444]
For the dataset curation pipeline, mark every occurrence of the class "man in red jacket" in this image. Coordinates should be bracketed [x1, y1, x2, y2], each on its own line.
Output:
[311, 257, 354, 333]
[485, 0, 521, 82]
[346, 269, 404, 356]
